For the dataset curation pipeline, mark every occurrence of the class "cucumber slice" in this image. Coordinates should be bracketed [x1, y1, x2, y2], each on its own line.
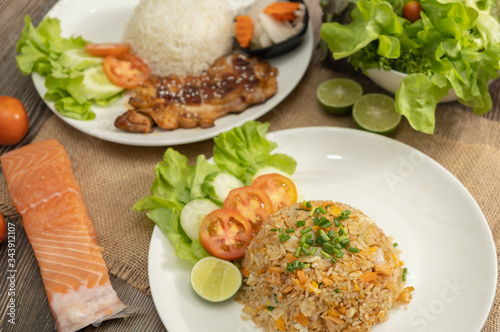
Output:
[180, 198, 220, 241]
[201, 172, 245, 206]
[59, 49, 103, 71]
[252, 166, 292, 180]
[80, 66, 124, 101]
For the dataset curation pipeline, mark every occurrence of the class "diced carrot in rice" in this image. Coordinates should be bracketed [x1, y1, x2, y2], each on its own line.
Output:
[294, 313, 309, 327]
[360, 271, 378, 282]
[374, 265, 392, 276]
[296, 270, 307, 284]
[275, 317, 287, 331]
[321, 276, 334, 286]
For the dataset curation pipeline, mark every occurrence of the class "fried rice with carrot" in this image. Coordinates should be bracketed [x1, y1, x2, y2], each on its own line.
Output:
[236, 200, 414, 331]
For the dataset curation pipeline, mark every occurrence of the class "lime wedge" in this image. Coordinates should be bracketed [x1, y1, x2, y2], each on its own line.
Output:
[352, 94, 401, 135]
[317, 78, 363, 114]
[190, 256, 242, 302]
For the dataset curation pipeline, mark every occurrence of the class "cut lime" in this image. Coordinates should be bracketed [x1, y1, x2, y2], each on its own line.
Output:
[190, 256, 242, 302]
[352, 94, 401, 135]
[317, 78, 363, 115]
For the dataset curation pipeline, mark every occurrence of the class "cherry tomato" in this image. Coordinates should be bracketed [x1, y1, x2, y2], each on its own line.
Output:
[0, 96, 29, 145]
[85, 43, 131, 57]
[199, 209, 253, 260]
[403, 1, 423, 23]
[224, 186, 273, 231]
[0, 214, 6, 243]
[252, 173, 297, 213]
[102, 54, 150, 89]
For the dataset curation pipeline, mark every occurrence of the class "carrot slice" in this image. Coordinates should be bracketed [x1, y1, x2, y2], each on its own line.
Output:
[235, 15, 253, 48]
[263, 2, 301, 21]
[360, 271, 379, 282]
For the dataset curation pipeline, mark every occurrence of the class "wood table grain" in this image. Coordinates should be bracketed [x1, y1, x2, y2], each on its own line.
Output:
[1, 0, 499, 332]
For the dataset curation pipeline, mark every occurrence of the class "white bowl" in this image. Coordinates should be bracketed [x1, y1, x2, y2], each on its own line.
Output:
[365, 68, 458, 103]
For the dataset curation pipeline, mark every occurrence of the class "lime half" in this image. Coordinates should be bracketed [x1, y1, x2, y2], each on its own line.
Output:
[190, 256, 242, 302]
[317, 78, 363, 115]
[352, 94, 401, 135]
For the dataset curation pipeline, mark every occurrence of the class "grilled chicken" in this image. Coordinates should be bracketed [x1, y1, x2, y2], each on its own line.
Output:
[115, 53, 278, 133]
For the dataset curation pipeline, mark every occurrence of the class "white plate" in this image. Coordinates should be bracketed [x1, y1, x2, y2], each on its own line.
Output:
[149, 127, 497, 332]
[33, 0, 313, 147]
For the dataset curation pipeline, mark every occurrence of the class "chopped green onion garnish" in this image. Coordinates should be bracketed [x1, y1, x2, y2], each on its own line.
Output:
[315, 237, 324, 245]
[301, 227, 312, 234]
[334, 288, 340, 293]
[279, 234, 290, 242]
[313, 217, 320, 225]
[302, 247, 310, 256]
[271, 228, 277, 232]
[321, 221, 332, 228]
[294, 247, 302, 257]
[266, 306, 275, 311]
[305, 201, 312, 208]
[305, 238, 314, 246]
[331, 257, 337, 263]
[286, 263, 293, 272]
[348, 247, 359, 253]
[319, 230, 330, 242]
[328, 230, 336, 238]
[334, 218, 340, 227]
[393, 243, 398, 247]
[318, 206, 328, 214]
[336, 251, 344, 258]
[403, 267, 408, 273]
[279, 227, 284, 232]
[297, 220, 305, 227]
[292, 260, 299, 269]
[285, 228, 295, 233]
[320, 250, 331, 258]
[310, 247, 318, 255]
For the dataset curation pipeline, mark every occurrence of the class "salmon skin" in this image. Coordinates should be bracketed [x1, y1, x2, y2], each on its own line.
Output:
[1, 139, 134, 332]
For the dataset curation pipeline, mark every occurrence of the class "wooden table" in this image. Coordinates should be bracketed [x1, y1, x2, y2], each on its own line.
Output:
[1, 0, 499, 331]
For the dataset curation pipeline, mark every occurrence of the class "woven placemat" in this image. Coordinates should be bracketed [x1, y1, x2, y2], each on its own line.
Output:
[1, 65, 499, 331]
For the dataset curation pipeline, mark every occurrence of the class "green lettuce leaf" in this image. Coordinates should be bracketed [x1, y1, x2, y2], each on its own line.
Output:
[320, 0, 500, 133]
[15, 15, 124, 120]
[213, 121, 297, 184]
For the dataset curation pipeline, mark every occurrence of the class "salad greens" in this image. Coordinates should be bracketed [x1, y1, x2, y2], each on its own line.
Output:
[15, 16, 124, 120]
[133, 121, 297, 264]
[320, 0, 500, 134]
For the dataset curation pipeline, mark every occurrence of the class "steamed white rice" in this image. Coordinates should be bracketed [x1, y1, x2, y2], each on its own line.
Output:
[122, 0, 235, 76]
[237, 201, 413, 331]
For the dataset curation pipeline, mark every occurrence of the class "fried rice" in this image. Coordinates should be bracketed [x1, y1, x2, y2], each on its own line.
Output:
[236, 200, 413, 332]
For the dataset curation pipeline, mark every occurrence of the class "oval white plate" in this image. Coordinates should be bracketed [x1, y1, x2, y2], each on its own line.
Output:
[33, 0, 313, 146]
[149, 127, 497, 332]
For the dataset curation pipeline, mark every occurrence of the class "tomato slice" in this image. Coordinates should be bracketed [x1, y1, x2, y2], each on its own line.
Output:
[199, 209, 253, 260]
[85, 43, 131, 56]
[102, 54, 150, 89]
[252, 173, 297, 213]
[223, 186, 273, 230]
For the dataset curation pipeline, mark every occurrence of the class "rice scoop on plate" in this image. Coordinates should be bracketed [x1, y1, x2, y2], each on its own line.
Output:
[122, 0, 234, 76]
[237, 200, 413, 332]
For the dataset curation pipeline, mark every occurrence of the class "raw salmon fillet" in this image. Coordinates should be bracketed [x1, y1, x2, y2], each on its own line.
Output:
[1, 139, 132, 332]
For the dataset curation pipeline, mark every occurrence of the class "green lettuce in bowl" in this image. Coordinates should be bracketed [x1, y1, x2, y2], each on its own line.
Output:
[320, 0, 500, 134]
